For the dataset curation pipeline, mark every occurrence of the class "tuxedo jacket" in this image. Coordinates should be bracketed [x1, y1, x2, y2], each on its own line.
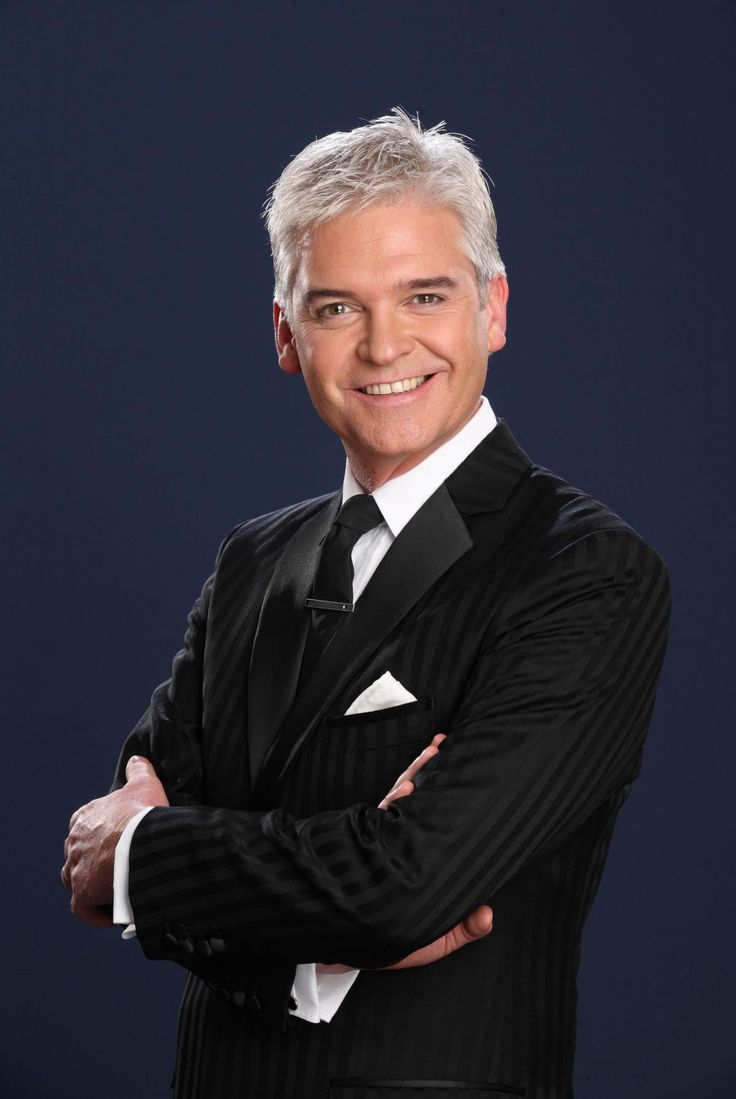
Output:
[112, 419, 671, 1099]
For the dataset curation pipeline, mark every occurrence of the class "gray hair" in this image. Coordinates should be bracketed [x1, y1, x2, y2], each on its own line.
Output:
[263, 107, 506, 318]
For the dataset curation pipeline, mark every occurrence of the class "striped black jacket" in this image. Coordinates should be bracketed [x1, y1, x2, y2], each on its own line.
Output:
[112, 419, 672, 1099]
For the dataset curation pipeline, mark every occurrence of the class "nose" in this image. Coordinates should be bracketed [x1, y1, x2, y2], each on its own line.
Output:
[356, 306, 414, 367]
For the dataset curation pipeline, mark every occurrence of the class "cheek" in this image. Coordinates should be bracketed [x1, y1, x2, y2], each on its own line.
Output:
[300, 335, 351, 388]
[302, 367, 347, 423]
[429, 315, 483, 361]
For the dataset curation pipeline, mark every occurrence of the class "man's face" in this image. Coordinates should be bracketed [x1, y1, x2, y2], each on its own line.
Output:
[274, 200, 508, 488]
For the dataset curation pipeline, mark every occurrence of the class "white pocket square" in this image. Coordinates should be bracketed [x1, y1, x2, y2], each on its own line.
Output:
[344, 671, 417, 716]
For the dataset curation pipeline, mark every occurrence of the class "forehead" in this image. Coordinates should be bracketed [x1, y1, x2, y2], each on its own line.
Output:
[294, 200, 475, 290]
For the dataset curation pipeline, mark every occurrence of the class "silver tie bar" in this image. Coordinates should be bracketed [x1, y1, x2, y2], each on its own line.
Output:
[305, 597, 355, 613]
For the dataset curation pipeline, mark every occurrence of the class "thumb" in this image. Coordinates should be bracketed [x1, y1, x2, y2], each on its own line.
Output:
[125, 755, 156, 783]
[462, 904, 493, 940]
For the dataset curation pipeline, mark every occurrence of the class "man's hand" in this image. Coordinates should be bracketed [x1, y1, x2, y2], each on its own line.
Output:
[61, 756, 169, 928]
[318, 734, 493, 974]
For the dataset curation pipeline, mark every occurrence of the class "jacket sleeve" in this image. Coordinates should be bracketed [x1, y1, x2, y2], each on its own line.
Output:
[128, 528, 671, 977]
[109, 573, 211, 804]
[108, 536, 303, 1028]
[108, 515, 246, 803]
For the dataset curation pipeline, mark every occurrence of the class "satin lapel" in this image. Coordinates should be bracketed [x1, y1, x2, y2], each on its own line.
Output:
[250, 484, 473, 808]
[246, 491, 341, 785]
[443, 418, 533, 517]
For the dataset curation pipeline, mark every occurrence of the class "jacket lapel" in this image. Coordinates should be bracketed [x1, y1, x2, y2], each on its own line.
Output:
[246, 491, 341, 784]
[444, 418, 532, 519]
[250, 483, 472, 808]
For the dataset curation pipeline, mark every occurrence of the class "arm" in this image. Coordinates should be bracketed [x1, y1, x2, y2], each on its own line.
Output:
[108, 570, 215, 803]
[103, 738, 492, 1022]
[64, 548, 493, 1020]
[124, 529, 671, 968]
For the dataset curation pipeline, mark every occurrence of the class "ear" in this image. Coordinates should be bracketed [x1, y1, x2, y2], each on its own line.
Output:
[484, 276, 509, 355]
[273, 301, 302, 375]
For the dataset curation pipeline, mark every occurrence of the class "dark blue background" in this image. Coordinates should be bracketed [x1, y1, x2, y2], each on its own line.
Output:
[3, 2, 733, 1095]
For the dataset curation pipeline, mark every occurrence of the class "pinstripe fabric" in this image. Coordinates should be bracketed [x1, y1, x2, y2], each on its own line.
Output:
[112, 420, 671, 1098]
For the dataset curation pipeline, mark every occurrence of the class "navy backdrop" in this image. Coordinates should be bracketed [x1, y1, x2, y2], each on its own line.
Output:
[3, 2, 734, 1096]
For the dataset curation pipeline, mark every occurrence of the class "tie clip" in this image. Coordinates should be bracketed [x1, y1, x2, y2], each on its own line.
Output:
[305, 597, 355, 613]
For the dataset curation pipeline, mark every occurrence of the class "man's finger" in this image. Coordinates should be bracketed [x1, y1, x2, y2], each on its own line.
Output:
[460, 905, 494, 941]
[378, 780, 414, 810]
[440, 905, 493, 959]
[378, 732, 447, 810]
[375, 902, 494, 971]
[391, 742, 440, 792]
[125, 755, 156, 782]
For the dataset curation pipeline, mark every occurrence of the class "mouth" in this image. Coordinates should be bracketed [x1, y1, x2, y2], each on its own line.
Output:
[356, 374, 430, 396]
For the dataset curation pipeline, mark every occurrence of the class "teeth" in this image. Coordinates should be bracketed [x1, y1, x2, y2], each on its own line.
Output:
[362, 375, 427, 395]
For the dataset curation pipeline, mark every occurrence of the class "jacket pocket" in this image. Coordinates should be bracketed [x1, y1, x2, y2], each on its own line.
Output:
[329, 1080, 525, 1098]
[281, 700, 439, 813]
[322, 698, 436, 755]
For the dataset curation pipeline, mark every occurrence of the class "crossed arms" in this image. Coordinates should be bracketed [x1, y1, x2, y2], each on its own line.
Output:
[62, 529, 671, 989]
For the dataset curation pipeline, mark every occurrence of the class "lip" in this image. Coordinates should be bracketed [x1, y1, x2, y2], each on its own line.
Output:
[350, 372, 440, 404]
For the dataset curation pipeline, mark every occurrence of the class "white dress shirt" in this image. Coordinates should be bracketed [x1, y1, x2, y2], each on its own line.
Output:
[113, 396, 498, 1023]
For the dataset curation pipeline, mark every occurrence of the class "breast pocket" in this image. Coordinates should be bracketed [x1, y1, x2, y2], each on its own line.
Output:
[305, 698, 437, 811]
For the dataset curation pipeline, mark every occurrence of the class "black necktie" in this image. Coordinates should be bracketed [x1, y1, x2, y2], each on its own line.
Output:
[300, 494, 384, 686]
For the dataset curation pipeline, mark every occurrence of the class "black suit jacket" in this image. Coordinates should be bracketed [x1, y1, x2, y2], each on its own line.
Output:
[113, 419, 671, 1099]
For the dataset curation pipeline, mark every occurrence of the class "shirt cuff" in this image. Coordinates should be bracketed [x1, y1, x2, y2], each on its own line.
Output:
[289, 964, 361, 1024]
[113, 806, 154, 938]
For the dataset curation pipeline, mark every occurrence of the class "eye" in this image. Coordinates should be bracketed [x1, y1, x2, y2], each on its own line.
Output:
[318, 302, 353, 317]
[412, 293, 442, 305]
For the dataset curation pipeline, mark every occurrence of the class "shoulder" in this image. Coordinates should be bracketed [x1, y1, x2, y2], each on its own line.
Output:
[214, 491, 337, 565]
[511, 461, 671, 595]
[462, 419, 669, 584]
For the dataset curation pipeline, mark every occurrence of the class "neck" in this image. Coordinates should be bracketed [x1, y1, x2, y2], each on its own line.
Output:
[344, 401, 483, 493]
[345, 452, 422, 493]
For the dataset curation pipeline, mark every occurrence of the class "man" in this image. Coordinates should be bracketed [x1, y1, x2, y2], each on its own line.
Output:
[62, 109, 672, 1098]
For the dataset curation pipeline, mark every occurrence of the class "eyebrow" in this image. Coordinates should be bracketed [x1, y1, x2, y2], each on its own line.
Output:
[302, 276, 460, 305]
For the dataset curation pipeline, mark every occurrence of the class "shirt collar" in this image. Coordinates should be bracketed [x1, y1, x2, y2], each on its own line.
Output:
[341, 395, 498, 538]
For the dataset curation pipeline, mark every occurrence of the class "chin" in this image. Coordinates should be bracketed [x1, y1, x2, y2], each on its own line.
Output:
[367, 433, 433, 460]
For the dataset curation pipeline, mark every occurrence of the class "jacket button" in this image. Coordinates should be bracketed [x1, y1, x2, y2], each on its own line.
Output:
[210, 938, 225, 952]
[195, 939, 212, 956]
[163, 933, 178, 949]
[179, 937, 194, 954]
[231, 990, 246, 1007]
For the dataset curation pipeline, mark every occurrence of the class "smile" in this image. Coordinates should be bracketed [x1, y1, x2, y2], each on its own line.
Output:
[359, 375, 427, 395]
